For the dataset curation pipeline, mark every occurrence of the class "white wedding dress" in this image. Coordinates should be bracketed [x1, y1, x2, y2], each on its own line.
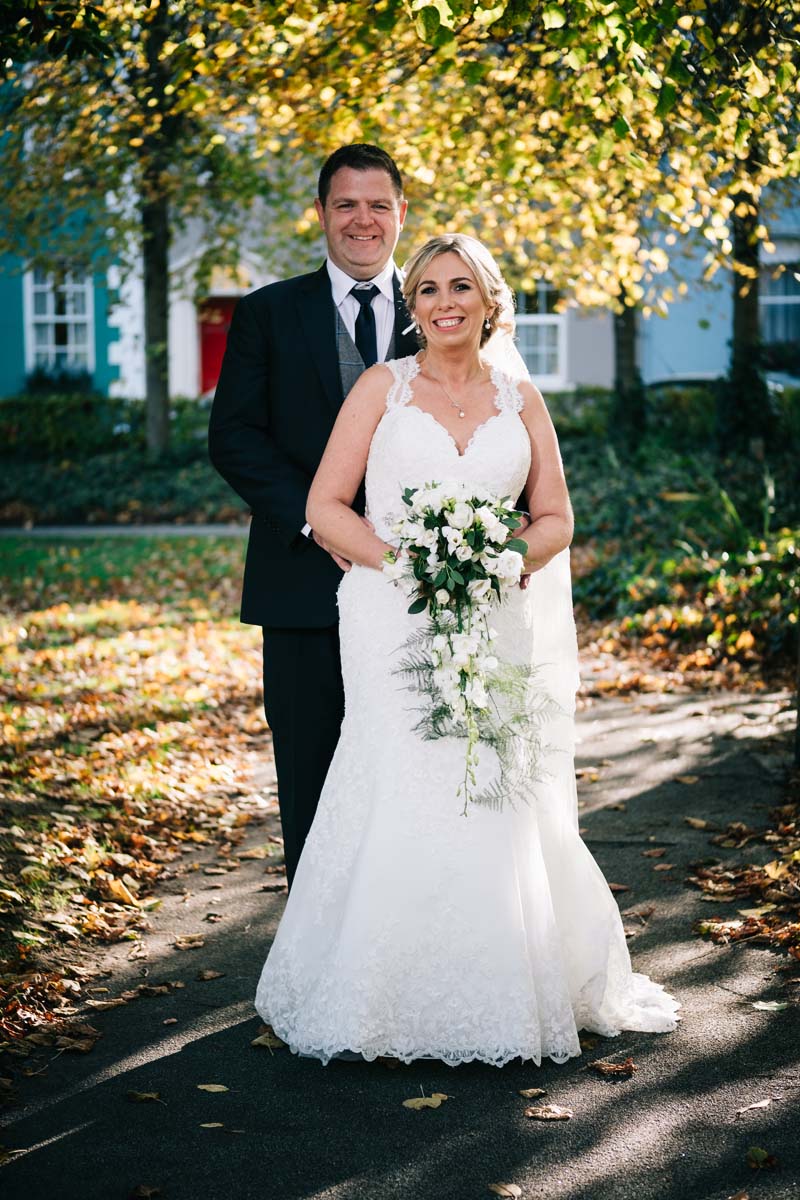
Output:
[255, 355, 680, 1066]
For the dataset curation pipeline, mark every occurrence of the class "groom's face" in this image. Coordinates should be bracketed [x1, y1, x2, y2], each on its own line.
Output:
[315, 166, 407, 281]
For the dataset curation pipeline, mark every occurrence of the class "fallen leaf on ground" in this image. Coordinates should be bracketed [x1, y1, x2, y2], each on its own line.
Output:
[588, 1056, 637, 1077]
[251, 1030, 285, 1049]
[403, 1092, 449, 1109]
[163, 1018, 178, 1026]
[653, 863, 675, 871]
[173, 934, 205, 950]
[524, 1103, 572, 1120]
[608, 883, 630, 894]
[746, 1146, 778, 1169]
[752, 1000, 789, 1011]
[518, 1087, 547, 1099]
[579, 1036, 598, 1050]
[685, 817, 715, 830]
[488, 1185, 522, 1198]
[642, 848, 667, 858]
[126, 1091, 165, 1104]
[199, 1122, 224, 1129]
[676, 775, 699, 785]
[197, 1083, 228, 1092]
[85, 997, 127, 1009]
[196, 969, 224, 981]
[736, 1098, 777, 1118]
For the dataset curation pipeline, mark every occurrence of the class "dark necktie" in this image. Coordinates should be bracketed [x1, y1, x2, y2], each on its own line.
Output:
[351, 284, 379, 368]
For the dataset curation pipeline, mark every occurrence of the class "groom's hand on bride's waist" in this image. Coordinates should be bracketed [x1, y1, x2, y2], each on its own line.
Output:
[311, 516, 375, 573]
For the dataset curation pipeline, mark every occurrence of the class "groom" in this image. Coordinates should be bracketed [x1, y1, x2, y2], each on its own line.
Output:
[209, 144, 419, 887]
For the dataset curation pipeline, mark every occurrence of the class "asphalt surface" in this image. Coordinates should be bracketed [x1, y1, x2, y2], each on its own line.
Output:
[2, 690, 799, 1200]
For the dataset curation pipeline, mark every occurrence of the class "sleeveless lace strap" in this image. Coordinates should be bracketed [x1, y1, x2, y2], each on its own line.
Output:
[489, 365, 525, 415]
[384, 356, 420, 411]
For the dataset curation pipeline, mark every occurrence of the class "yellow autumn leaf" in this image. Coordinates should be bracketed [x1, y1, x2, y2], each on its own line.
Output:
[197, 1084, 229, 1093]
[402, 1092, 449, 1109]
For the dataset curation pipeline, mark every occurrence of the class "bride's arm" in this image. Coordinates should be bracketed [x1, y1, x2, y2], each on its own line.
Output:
[306, 365, 395, 570]
[516, 380, 574, 572]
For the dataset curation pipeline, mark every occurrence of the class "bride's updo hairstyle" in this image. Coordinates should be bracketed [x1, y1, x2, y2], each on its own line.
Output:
[402, 233, 516, 349]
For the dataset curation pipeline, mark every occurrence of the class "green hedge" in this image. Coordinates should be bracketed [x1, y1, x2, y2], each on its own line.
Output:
[0, 393, 211, 461]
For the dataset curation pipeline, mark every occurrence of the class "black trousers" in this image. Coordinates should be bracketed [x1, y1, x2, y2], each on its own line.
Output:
[262, 626, 344, 888]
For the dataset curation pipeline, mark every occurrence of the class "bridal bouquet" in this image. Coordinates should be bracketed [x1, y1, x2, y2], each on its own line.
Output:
[383, 483, 549, 814]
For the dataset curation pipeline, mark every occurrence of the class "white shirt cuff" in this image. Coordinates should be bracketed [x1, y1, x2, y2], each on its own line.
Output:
[301, 522, 312, 538]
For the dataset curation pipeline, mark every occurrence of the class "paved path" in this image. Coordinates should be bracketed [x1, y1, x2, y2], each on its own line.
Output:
[2, 691, 798, 1200]
[0, 524, 249, 538]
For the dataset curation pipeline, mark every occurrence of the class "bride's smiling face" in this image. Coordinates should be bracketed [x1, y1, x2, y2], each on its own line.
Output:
[413, 252, 492, 351]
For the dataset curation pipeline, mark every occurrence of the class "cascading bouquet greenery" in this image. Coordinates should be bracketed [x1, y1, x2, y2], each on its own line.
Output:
[382, 482, 558, 814]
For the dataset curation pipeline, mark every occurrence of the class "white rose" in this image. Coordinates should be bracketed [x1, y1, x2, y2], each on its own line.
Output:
[435, 588, 451, 605]
[493, 548, 524, 583]
[455, 543, 473, 562]
[417, 526, 438, 550]
[443, 526, 463, 548]
[448, 501, 473, 529]
[468, 577, 492, 602]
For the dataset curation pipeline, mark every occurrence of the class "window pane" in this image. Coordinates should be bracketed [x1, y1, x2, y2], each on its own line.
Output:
[68, 290, 87, 316]
[33, 291, 49, 316]
[34, 351, 49, 367]
[70, 351, 88, 367]
[54, 322, 68, 347]
[54, 349, 69, 366]
[33, 267, 49, 286]
[34, 324, 50, 347]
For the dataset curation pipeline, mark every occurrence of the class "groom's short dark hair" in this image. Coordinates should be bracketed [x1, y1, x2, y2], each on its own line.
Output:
[318, 144, 403, 206]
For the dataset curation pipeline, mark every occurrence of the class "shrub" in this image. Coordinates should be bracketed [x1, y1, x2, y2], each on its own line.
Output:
[1, 394, 211, 461]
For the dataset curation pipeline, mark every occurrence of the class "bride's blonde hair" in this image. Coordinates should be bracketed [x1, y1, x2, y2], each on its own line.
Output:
[402, 234, 516, 348]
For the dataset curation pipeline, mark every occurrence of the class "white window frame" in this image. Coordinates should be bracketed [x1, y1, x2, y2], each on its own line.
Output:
[23, 267, 96, 375]
[759, 261, 800, 345]
[515, 313, 568, 391]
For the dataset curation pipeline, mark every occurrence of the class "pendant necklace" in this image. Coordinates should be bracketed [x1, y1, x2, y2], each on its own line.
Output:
[424, 367, 483, 419]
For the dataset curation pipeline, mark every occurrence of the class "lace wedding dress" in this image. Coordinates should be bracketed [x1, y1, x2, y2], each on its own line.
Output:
[255, 356, 680, 1066]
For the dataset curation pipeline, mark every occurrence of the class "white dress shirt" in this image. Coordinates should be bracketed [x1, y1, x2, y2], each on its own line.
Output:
[326, 257, 398, 364]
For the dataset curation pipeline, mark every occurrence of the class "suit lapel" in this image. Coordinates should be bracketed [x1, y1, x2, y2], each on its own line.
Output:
[392, 273, 420, 359]
[296, 265, 343, 412]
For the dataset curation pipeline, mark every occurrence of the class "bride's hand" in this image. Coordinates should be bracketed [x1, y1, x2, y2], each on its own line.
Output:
[512, 512, 532, 590]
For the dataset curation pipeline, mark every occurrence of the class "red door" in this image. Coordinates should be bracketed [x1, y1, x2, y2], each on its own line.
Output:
[199, 297, 238, 394]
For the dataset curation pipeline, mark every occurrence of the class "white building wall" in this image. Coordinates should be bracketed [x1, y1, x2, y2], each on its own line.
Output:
[107, 263, 146, 399]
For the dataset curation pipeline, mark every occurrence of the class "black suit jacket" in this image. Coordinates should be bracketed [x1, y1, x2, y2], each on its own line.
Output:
[208, 264, 419, 628]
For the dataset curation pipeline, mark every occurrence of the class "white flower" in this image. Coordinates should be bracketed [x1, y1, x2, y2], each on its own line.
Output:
[493, 548, 524, 584]
[464, 678, 489, 708]
[416, 526, 439, 550]
[443, 526, 463, 548]
[435, 588, 451, 605]
[475, 506, 502, 536]
[455, 543, 473, 562]
[448, 500, 473, 529]
[382, 553, 407, 581]
[468, 577, 492, 601]
[432, 634, 449, 651]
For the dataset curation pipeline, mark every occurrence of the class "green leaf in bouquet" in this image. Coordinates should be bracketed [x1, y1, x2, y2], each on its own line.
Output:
[433, 570, 448, 588]
[505, 538, 529, 555]
[402, 487, 416, 507]
[413, 556, 428, 581]
[408, 596, 429, 616]
[449, 568, 465, 585]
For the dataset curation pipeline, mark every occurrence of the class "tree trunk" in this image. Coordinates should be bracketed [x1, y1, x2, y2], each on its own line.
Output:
[142, 187, 170, 458]
[611, 298, 645, 449]
[720, 186, 774, 451]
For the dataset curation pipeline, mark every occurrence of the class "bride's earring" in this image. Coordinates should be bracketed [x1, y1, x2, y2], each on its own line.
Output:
[484, 317, 491, 331]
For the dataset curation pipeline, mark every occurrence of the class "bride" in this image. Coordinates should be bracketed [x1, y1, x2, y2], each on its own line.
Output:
[255, 233, 680, 1066]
